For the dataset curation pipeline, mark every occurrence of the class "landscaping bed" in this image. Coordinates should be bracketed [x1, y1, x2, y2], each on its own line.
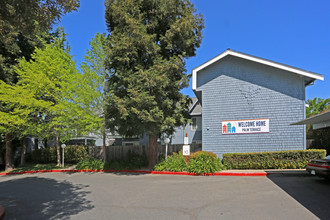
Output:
[1, 149, 324, 176]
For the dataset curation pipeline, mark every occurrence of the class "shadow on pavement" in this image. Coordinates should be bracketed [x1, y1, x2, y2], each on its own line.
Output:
[0, 176, 94, 219]
[266, 170, 310, 176]
[267, 172, 330, 219]
[107, 170, 151, 176]
[64, 171, 150, 176]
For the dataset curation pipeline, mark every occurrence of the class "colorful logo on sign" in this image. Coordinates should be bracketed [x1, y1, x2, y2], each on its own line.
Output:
[222, 122, 236, 134]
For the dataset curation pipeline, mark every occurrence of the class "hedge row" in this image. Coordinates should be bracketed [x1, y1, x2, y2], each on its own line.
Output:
[222, 149, 326, 169]
[29, 145, 88, 164]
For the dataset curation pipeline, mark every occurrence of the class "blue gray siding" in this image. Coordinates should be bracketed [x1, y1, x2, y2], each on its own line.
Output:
[197, 56, 306, 156]
[170, 116, 202, 145]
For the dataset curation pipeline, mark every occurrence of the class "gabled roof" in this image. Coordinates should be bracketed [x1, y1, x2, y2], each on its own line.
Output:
[188, 97, 202, 115]
[291, 110, 330, 126]
[192, 49, 324, 90]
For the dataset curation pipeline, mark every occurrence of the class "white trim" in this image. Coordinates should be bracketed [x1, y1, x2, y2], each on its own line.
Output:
[192, 49, 324, 91]
[192, 68, 197, 90]
[190, 113, 202, 116]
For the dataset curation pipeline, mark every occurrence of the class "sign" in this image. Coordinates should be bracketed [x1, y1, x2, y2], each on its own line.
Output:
[183, 145, 190, 156]
[184, 132, 189, 145]
[222, 118, 269, 134]
[184, 137, 189, 145]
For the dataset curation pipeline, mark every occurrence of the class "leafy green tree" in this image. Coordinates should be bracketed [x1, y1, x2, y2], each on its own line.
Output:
[306, 98, 330, 118]
[306, 98, 330, 154]
[306, 98, 330, 138]
[0, 41, 100, 168]
[0, 0, 80, 169]
[80, 33, 109, 161]
[0, 80, 52, 169]
[104, 0, 204, 167]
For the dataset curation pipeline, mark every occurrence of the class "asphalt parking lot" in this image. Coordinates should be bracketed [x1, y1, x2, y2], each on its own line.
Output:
[0, 172, 329, 219]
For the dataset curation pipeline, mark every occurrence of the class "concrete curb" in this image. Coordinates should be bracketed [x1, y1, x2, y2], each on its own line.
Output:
[0, 205, 5, 220]
[0, 169, 270, 176]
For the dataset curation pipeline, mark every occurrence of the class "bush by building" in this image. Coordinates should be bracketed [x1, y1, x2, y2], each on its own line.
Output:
[187, 151, 224, 175]
[154, 151, 224, 175]
[154, 152, 187, 172]
[222, 149, 326, 169]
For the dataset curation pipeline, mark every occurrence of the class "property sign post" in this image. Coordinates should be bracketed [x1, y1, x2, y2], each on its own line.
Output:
[61, 144, 66, 167]
[183, 145, 190, 156]
[183, 133, 190, 163]
[164, 138, 170, 161]
[184, 134, 189, 145]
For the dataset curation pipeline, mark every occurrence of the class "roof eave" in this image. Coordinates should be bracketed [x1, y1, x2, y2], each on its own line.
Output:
[192, 49, 324, 91]
[291, 111, 330, 125]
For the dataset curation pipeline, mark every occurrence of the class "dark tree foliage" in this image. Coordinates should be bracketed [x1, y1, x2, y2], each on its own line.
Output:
[0, 0, 80, 83]
[104, 0, 204, 167]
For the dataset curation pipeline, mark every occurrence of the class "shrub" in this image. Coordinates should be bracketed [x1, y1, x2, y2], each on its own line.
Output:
[222, 149, 326, 169]
[103, 160, 141, 170]
[154, 151, 224, 174]
[76, 157, 105, 170]
[154, 151, 187, 172]
[30, 147, 57, 163]
[189, 151, 218, 159]
[29, 145, 88, 164]
[64, 145, 89, 163]
[187, 151, 224, 175]
[126, 150, 148, 168]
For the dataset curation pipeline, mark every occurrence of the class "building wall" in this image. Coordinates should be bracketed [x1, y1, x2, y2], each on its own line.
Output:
[170, 116, 202, 145]
[196, 56, 306, 156]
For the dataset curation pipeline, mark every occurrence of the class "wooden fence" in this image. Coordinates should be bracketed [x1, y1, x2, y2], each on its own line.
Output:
[89, 144, 202, 161]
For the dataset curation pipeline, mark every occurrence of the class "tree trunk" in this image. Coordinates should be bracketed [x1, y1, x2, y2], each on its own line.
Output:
[44, 138, 48, 148]
[34, 138, 38, 150]
[56, 134, 61, 166]
[103, 78, 107, 162]
[103, 130, 107, 161]
[5, 133, 14, 171]
[20, 136, 28, 166]
[148, 135, 158, 169]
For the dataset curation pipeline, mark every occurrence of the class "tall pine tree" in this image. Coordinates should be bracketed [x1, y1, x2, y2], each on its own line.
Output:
[104, 0, 204, 167]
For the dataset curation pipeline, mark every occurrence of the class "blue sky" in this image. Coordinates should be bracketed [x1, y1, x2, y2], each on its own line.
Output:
[57, 0, 330, 100]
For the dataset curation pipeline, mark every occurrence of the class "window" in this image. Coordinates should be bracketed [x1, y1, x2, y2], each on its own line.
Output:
[192, 118, 197, 130]
[191, 117, 202, 131]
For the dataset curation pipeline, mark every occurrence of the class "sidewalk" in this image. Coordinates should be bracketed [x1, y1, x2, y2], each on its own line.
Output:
[220, 169, 307, 173]
[218, 169, 308, 176]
